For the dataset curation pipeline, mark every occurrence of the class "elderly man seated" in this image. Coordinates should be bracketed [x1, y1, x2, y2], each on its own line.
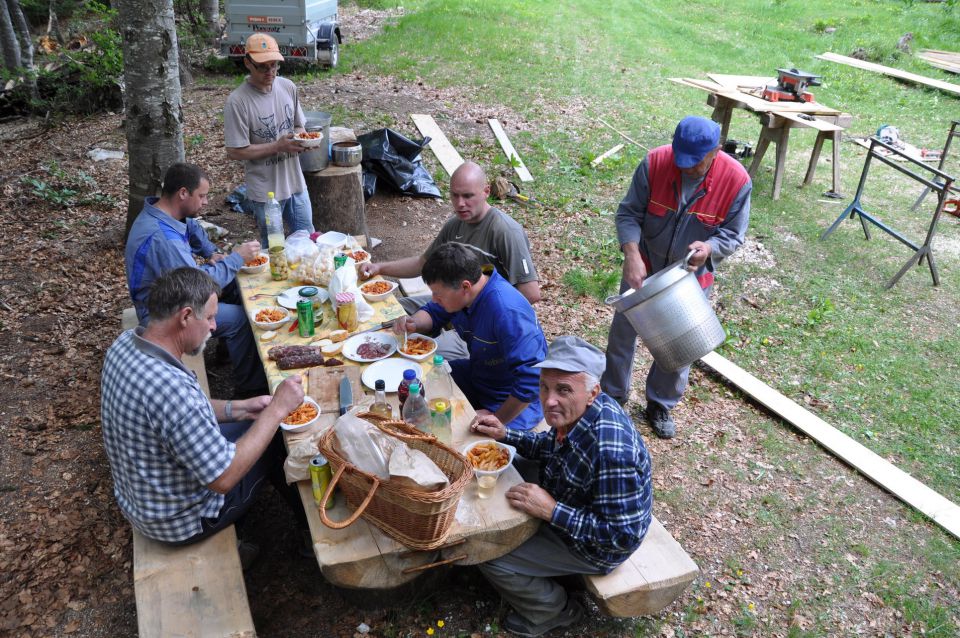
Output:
[394, 242, 547, 431]
[472, 336, 653, 637]
[100, 268, 307, 560]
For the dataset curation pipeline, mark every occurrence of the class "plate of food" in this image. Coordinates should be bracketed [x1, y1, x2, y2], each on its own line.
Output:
[280, 397, 321, 433]
[361, 358, 423, 392]
[250, 306, 291, 331]
[397, 333, 438, 361]
[240, 251, 269, 274]
[342, 331, 398, 363]
[277, 285, 330, 310]
[293, 131, 326, 148]
[463, 440, 516, 476]
[360, 279, 398, 303]
[343, 248, 371, 266]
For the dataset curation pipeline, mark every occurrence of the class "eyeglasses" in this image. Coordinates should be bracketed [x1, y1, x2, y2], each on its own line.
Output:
[247, 58, 279, 73]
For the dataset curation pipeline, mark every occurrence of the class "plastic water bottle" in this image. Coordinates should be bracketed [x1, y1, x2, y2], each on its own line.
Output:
[401, 384, 431, 433]
[265, 191, 284, 250]
[397, 368, 424, 411]
[424, 355, 453, 444]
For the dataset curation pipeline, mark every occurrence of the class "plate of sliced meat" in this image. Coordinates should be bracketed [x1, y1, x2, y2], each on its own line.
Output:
[342, 332, 397, 363]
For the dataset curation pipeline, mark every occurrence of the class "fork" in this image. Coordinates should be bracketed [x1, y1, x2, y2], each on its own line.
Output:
[248, 293, 279, 301]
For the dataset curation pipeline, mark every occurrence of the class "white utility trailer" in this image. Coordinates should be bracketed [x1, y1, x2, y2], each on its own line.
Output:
[221, 0, 341, 67]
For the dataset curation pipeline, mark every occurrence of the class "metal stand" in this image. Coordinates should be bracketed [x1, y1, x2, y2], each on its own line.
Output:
[911, 120, 959, 211]
[820, 137, 956, 289]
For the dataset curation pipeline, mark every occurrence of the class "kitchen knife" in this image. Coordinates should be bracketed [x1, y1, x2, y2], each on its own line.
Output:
[338, 375, 353, 416]
[350, 319, 395, 338]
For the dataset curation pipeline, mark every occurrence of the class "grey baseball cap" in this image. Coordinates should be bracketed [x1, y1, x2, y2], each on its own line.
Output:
[533, 336, 606, 379]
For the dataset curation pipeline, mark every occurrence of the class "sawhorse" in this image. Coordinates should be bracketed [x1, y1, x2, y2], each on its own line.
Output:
[912, 119, 960, 211]
[820, 137, 956, 289]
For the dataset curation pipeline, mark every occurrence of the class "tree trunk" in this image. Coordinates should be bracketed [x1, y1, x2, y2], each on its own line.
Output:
[201, 0, 218, 43]
[8, 0, 36, 97]
[305, 165, 368, 238]
[116, 0, 184, 238]
[46, 0, 64, 44]
[0, 0, 21, 71]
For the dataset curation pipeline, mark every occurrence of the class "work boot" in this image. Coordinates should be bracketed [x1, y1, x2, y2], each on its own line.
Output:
[502, 597, 584, 637]
[645, 402, 676, 439]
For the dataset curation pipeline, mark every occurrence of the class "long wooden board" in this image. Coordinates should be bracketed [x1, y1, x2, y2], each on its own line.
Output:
[707, 73, 774, 90]
[488, 118, 533, 182]
[410, 113, 464, 176]
[773, 110, 844, 132]
[670, 77, 841, 115]
[700, 351, 960, 540]
[133, 527, 255, 638]
[817, 51, 960, 97]
[918, 49, 960, 75]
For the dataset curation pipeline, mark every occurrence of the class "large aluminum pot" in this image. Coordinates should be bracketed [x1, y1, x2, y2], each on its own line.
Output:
[300, 111, 331, 173]
[605, 250, 726, 371]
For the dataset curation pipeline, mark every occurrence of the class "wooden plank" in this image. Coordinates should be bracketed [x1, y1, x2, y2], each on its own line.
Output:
[488, 118, 534, 182]
[410, 114, 464, 176]
[308, 365, 363, 414]
[584, 516, 698, 617]
[700, 351, 960, 540]
[773, 110, 844, 132]
[672, 78, 841, 114]
[707, 73, 774, 90]
[590, 143, 625, 167]
[133, 526, 256, 638]
[817, 51, 960, 97]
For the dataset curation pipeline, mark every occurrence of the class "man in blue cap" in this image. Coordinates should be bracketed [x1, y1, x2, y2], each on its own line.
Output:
[602, 116, 751, 438]
[473, 335, 653, 637]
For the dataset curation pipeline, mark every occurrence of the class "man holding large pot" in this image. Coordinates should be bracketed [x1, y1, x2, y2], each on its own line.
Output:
[602, 116, 751, 438]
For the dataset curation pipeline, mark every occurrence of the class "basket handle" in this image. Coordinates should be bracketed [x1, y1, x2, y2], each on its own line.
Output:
[369, 417, 438, 443]
[317, 464, 380, 530]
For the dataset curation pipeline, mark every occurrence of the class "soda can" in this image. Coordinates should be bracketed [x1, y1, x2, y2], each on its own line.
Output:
[309, 454, 334, 509]
[297, 298, 315, 337]
[333, 253, 348, 269]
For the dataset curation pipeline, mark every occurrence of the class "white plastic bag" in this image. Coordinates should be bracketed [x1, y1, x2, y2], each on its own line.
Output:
[285, 230, 319, 268]
[328, 263, 375, 323]
[333, 408, 390, 480]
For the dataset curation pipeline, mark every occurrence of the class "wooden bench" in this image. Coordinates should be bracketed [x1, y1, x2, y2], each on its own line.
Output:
[584, 515, 698, 617]
[121, 308, 256, 637]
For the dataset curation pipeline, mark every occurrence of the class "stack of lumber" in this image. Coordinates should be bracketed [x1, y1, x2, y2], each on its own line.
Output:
[918, 49, 960, 75]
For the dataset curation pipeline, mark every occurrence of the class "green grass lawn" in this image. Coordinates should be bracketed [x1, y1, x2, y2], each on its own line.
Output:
[323, 0, 960, 632]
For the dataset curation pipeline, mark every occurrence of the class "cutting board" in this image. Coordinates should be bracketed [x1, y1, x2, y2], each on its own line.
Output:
[308, 366, 364, 413]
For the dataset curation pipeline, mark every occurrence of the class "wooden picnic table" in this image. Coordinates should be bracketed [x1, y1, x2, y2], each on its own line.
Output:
[236, 264, 539, 589]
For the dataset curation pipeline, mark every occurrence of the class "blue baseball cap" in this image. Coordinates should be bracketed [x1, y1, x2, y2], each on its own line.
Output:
[672, 116, 721, 169]
[534, 336, 606, 380]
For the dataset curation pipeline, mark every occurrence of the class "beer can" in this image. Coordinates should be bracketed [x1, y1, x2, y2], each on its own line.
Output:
[333, 253, 348, 269]
[297, 298, 315, 337]
[309, 454, 334, 509]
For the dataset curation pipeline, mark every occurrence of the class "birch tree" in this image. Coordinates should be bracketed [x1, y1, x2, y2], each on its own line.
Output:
[201, 0, 218, 42]
[116, 0, 184, 236]
[0, 0, 21, 71]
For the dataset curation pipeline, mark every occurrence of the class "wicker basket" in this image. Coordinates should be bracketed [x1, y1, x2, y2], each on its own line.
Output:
[317, 413, 472, 550]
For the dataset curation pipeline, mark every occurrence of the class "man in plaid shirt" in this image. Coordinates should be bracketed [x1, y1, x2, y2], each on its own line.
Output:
[101, 268, 305, 553]
[474, 336, 653, 637]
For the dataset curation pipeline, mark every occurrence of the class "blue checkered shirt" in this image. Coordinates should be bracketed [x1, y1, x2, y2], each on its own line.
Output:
[504, 392, 653, 572]
[100, 329, 236, 542]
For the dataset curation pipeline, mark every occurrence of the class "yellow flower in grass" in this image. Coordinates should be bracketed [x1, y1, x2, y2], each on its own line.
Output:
[427, 629, 434, 636]
[705, 581, 712, 589]
[437, 620, 445, 628]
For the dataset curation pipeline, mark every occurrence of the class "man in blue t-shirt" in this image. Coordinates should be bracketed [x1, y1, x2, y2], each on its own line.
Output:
[392, 242, 547, 431]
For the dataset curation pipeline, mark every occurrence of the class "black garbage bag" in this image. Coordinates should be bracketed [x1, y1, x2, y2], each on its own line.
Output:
[357, 128, 442, 199]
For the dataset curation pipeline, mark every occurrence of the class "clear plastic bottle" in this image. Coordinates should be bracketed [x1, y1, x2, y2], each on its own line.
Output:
[265, 191, 284, 250]
[424, 355, 453, 444]
[401, 383, 431, 432]
[397, 368, 424, 411]
[368, 379, 394, 420]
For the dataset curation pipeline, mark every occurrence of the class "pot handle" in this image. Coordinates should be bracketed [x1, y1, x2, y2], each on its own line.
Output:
[604, 289, 634, 306]
[684, 248, 697, 266]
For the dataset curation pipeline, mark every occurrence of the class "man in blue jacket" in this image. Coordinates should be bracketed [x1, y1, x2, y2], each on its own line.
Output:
[393, 242, 546, 431]
[125, 163, 266, 395]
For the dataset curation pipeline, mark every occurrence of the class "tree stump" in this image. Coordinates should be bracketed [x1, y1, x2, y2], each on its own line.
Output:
[305, 163, 368, 236]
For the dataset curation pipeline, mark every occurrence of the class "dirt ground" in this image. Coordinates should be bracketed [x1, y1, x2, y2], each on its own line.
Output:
[1, 7, 957, 638]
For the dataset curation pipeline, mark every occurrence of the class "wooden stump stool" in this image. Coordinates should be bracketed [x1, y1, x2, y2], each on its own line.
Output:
[305, 163, 367, 236]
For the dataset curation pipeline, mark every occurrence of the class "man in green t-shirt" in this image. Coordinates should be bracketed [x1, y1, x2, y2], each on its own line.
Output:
[360, 161, 541, 305]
